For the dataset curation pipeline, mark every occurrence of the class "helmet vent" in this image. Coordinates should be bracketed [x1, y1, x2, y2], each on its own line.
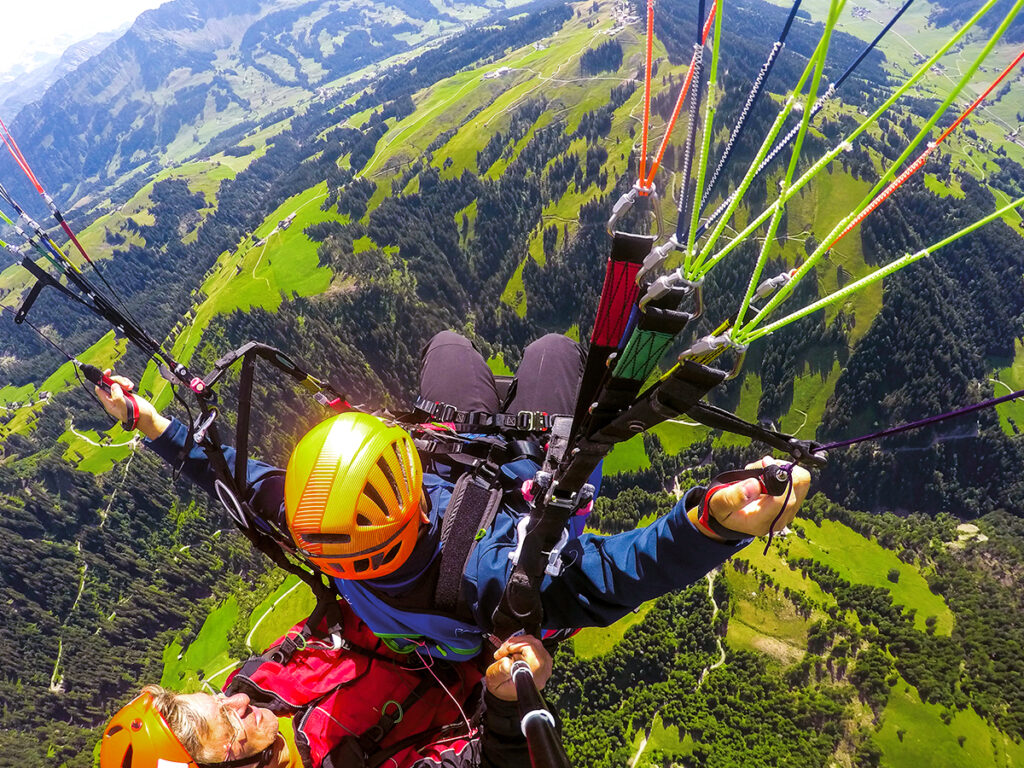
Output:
[304, 533, 351, 544]
[376, 455, 402, 505]
[105, 725, 124, 738]
[391, 443, 411, 491]
[353, 558, 370, 573]
[121, 745, 134, 768]
[362, 483, 389, 519]
[356, 513, 373, 526]
[380, 542, 402, 566]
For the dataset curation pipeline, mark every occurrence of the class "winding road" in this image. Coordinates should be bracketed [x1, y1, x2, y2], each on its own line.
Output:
[628, 571, 725, 767]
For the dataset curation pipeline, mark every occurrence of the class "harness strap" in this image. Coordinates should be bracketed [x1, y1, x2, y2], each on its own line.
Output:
[14, 256, 96, 322]
[366, 721, 475, 768]
[325, 671, 473, 768]
[414, 433, 544, 484]
[358, 676, 435, 754]
[411, 396, 565, 433]
[434, 472, 505, 616]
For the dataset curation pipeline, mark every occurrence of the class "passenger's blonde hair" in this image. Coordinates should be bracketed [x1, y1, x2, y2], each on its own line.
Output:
[142, 684, 219, 763]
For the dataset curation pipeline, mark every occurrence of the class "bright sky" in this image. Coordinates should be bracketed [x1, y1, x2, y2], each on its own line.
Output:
[0, 0, 167, 78]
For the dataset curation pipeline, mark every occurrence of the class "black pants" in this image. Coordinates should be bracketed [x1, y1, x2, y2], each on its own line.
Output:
[419, 331, 585, 415]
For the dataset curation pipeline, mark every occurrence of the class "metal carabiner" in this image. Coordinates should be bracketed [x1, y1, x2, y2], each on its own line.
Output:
[679, 334, 748, 378]
[193, 407, 219, 445]
[637, 234, 680, 283]
[753, 268, 798, 299]
[607, 182, 660, 236]
[638, 271, 702, 310]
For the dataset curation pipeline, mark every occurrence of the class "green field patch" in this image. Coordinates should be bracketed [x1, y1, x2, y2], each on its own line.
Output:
[161, 597, 240, 693]
[190, 182, 336, 333]
[500, 258, 529, 317]
[245, 575, 317, 653]
[993, 338, 1024, 436]
[440, 79, 526, 178]
[347, 104, 380, 130]
[456, 200, 477, 244]
[724, 564, 815, 665]
[787, 169, 882, 346]
[362, 8, 632, 186]
[58, 426, 136, 476]
[603, 432, 651, 475]
[214, 117, 294, 174]
[0, 382, 35, 407]
[182, 161, 237, 204]
[368, 69, 507, 179]
[1, 331, 128, 447]
[777, 359, 842, 438]
[135, 182, 338, 414]
[435, 23, 620, 178]
[734, 538, 836, 610]
[787, 519, 953, 635]
[715, 373, 762, 449]
[487, 352, 514, 376]
[634, 713, 692, 767]
[651, 418, 706, 454]
[487, 111, 554, 179]
[403, 174, 421, 196]
[923, 173, 965, 199]
[353, 235, 379, 254]
[73, 160, 237, 264]
[991, 184, 1024, 237]
[876, 675, 1024, 768]
[572, 601, 654, 660]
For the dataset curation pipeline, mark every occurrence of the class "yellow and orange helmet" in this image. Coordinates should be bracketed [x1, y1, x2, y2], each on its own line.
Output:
[285, 412, 423, 580]
[100, 691, 198, 768]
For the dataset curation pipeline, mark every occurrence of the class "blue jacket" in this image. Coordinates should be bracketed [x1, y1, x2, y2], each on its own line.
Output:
[148, 418, 745, 659]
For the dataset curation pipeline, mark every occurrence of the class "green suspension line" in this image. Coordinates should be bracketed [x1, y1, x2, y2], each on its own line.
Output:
[732, 0, 844, 336]
[734, 0, 1024, 343]
[740, 195, 1024, 343]
[683, 0, 725, 273]
[691, 0, 1003, 282]
[685, 9, 839, 279]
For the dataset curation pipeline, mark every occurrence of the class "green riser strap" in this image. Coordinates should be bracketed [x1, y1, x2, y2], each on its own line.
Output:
[613, 329, 677, 381]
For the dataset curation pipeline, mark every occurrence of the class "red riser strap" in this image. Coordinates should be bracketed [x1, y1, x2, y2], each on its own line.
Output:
[591, 258, 641, 346]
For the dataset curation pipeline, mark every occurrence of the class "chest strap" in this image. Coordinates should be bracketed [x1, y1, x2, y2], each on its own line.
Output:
[434, 471, 505, 616]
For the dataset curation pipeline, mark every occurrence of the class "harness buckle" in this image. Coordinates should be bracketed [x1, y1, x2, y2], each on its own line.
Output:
[468, 411, 493, 428]
[544, 528, 571, 577]
[516, 411, 537, 431]
[474, 460, 500, 485]
[440, 404, 458, 423]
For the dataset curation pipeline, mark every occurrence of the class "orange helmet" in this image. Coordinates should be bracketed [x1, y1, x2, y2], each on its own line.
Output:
[285, 412, 423, 580]
[100, 691, 198, 768]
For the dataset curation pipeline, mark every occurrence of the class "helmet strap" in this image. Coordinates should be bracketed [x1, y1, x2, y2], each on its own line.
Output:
[199, 742, 276, 768]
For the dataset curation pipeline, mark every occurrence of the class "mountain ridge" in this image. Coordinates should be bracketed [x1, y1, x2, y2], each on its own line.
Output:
[1, 0, 1023, 766]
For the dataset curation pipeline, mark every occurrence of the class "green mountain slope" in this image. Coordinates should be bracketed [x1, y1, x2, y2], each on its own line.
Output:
[1, 0, 1024, 766]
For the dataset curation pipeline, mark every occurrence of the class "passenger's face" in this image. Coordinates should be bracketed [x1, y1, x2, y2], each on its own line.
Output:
[181, 692, 279, 763]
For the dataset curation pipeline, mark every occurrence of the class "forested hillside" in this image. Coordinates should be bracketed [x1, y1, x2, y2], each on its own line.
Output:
[1, 0, 1023, 766]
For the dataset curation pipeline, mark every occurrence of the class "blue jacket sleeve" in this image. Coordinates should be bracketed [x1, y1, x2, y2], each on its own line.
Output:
[533, 494, 749, 628]
[144, 417, 289, 534]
